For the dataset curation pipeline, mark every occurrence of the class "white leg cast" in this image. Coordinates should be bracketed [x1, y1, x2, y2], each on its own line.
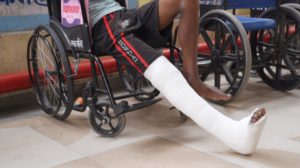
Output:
[144, 56, 267, 155]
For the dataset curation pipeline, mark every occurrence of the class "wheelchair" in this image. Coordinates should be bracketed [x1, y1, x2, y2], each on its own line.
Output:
[26, 0, 251, 136]
[197, 0, 300, 103]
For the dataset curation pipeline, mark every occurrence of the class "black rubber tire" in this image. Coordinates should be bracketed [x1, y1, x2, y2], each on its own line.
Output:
[198, 10, 252, 104]
[282, 3, 300, 11]
[27, 25, 74, 120]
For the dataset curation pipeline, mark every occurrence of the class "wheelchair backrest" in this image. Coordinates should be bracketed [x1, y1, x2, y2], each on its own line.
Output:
[60, 0, 128, 27]
[48, 0, 127, 26]
[47, 0, 127, 53]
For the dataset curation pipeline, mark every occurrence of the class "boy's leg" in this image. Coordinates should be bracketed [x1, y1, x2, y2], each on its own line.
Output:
[144, 56, 267, 155]
[139, 0, 231, 101]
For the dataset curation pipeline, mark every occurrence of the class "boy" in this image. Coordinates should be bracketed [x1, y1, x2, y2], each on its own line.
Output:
[89, 0, 267, 155]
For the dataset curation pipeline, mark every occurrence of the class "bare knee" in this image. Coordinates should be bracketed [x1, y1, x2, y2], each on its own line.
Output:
[158, 0, 181, 30]
[158, 0, 199, 30]
[179, 0, 199, 13]
[159, 0, 181, 12]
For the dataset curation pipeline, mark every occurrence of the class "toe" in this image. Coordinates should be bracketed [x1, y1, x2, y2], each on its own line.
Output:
[250, 108, 267, 124]
[251, 118, 257, 123]
[260, 109, 266, 116]
[257, 109, 266, 119]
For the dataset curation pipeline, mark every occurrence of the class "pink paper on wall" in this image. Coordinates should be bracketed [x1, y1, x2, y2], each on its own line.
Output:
[61, 0, 83, 27]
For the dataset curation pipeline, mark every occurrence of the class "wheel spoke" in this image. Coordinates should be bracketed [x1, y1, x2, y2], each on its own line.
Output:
[276, 56, 283, 79]
[109, 123, 115, 131]
[97, 123, 103, 129]
[201, 30, 214, 51]
[94, 112, 103, 121]
[221, 35, 234, 51]
[257, 40, 274, 48]
[46, 78, 60, 98]
[283, 55, 298, 77]
[105, 104, 109, 115]
[215, 21, 222, 49]
[222, 54, 240, 61]
[265, 66, 277, 79]
[221, 65, 234, 85]
[201, 64, 213, 81]
[214, 69, 221, 89]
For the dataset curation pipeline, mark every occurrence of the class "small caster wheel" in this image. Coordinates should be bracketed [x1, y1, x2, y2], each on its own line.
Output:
[88, 103, 126, 137]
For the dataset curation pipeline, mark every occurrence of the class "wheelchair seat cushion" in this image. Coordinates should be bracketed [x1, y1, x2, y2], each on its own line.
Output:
[235, 16, 276, 31]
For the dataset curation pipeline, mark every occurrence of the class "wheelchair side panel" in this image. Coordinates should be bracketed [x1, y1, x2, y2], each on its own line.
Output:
[200, 0, 277, 9]
[226, 0, 276, 9]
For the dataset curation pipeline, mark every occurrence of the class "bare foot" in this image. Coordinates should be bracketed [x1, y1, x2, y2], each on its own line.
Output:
[250, 108, 266, 124]
[186, 77, 231, 102]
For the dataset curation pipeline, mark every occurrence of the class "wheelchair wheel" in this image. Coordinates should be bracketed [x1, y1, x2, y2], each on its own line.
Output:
[124, 67, 159, 101]
[283, 3, 300, 11]
[256, 6, 300, 91]
[27, 25, 74, 120]
[132, 75, 159, 101]
[88, 103, 126, 137]
[198, 10, 252, 103]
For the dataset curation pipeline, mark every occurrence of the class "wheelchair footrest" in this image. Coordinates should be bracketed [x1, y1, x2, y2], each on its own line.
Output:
[126, 98, 162, 113]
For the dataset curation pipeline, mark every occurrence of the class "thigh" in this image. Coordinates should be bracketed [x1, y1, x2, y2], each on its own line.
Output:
[92, 12, 161, 74]
[135, 0, 174, 48]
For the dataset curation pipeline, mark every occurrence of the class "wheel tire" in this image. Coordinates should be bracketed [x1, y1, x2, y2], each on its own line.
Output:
[27, 25, 74, 120]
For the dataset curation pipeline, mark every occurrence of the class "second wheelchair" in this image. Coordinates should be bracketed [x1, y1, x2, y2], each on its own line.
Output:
[197, 0, 300, 103]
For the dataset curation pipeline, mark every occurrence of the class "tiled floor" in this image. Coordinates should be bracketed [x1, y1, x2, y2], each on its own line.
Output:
[1, 78, 300, 168]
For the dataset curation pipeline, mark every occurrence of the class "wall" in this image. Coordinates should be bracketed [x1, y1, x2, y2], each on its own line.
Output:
[0, 1, 48, 32]
[0, 31, 32, 74]
[138, 0, 150, 6]
[0, 1, 49, 74]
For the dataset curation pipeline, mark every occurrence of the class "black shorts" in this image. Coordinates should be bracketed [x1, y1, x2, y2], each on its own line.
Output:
[92, 0, 173, 75]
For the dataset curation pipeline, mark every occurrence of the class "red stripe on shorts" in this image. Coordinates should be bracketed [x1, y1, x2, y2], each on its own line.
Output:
[103, 16, 143, 74]
[120, 33, 149, 68]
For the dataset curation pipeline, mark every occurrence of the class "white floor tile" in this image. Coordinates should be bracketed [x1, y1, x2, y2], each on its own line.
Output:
[0, 127, 81, 168]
